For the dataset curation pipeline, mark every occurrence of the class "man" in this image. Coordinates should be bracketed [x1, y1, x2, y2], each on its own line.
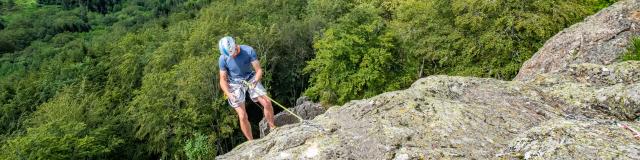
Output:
[217, 36, 276, 140]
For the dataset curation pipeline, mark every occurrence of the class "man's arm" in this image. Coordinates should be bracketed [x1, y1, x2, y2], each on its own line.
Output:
[219, 70, 234, 101]
[251, 60, 262, 83]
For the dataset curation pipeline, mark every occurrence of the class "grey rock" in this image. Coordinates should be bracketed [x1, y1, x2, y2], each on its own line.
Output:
[293, 96, 327, 120]
[296, 96, 310, 106]
[515, 0, 640, 81]
[498, 118, 640, 159]
[567, 61, 640, 86]
[219, 76, 559, 159]
[221, 64, 640, 159]
[528, 62, 640, 121]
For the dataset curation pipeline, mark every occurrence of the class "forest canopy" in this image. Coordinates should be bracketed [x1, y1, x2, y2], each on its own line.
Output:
[0, 0, 617, 159]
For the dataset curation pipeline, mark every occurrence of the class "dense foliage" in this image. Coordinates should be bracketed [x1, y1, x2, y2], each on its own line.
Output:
[304, 0, 616, 104]
[304, 3, 405, 104]
[0, 0, 617, 159]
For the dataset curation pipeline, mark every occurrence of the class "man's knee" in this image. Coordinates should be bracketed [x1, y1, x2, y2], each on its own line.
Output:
[259, 96, 272, 106]
[237, 112, 249, 121]
[234, 106, 249, 120]
[263, 104, 274, 113]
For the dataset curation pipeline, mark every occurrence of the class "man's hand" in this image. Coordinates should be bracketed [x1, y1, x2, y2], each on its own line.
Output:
[250, 60, 262, 89]
[220, 70, 235, 102]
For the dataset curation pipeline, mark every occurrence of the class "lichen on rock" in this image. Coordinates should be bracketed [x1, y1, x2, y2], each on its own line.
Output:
[498, 118, 640, 159]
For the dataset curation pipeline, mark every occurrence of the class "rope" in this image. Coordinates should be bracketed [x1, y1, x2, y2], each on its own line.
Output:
[619, 123, 640, 139]
[239, 80, 325, 132]
[242, 80, 304, 121]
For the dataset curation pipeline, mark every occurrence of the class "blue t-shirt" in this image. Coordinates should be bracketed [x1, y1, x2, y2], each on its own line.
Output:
[219, 45, 258, 80]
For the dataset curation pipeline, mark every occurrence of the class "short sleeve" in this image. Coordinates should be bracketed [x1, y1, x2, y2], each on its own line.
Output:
[218, 56, 227, 71]
[249, 47, 258, 62]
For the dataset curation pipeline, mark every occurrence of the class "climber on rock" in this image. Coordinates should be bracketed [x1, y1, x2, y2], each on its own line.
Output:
[217, 36, 276, 141]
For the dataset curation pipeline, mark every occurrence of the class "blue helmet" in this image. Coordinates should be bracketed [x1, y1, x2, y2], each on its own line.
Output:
[218, 36, 238, 56]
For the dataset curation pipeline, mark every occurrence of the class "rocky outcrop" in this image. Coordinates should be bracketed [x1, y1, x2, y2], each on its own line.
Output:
[219, 69, 640, 159]
[258, 97, 326, 138]
[218, 1, 640, 159]
[498, 118, 640, 159]
[529, 61, 640, 121]
[515, 0, 640, 81]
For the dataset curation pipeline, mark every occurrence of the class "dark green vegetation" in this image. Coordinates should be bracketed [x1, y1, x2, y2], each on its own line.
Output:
[623, 37, 640, 61]
[0, 0, 616, 159]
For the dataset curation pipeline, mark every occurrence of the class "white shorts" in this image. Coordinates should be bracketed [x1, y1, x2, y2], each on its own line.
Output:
[227, 81, 267, 108]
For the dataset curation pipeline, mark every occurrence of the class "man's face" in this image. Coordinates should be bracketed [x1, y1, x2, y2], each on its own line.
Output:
[230, 45, 240, 58]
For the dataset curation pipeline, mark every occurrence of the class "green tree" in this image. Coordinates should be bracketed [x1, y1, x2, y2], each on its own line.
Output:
[390, 0, 609, 80]
[0, 7, 91, 54]
[127, 56, 236, 159]
[304, 3, 406, 104]
[184, 132, 215, 160]
[0, 87, 123, 159]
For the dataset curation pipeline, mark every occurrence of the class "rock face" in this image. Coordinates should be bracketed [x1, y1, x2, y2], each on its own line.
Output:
[498, 118, 640, 159]
[258, 96, 326, 138]
[219, 68, 640, 159]
[218, 1, 640, 159]
[515, 0, 640, 81]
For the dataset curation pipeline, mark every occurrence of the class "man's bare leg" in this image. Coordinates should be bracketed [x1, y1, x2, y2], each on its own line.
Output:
[233, 103, 253, 140]
[257, 96, 276, 129]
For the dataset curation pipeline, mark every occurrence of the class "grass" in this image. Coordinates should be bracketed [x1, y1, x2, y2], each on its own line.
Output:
[622, 37, 640, 61]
